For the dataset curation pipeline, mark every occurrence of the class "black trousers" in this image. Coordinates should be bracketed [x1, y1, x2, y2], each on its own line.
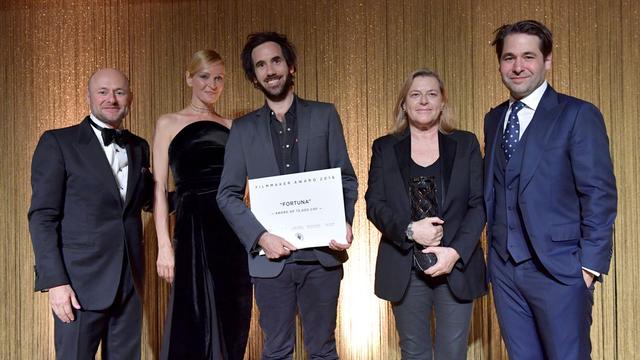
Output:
[53, 255, 142, 360]
[253, 262, 343, 360]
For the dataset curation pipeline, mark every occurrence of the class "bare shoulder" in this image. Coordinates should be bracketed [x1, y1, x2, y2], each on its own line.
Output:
[156, 112, 182, 129]
[155, 111, 192, 140]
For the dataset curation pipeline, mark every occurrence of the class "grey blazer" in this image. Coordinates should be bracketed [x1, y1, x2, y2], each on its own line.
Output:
[217, 96, 358, 278]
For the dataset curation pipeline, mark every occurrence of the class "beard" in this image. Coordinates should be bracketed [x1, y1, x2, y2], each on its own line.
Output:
[256, 72, 294, 102]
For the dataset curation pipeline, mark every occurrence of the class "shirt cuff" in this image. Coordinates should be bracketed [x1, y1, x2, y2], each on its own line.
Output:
[582, 266, 600, 277]
[251, 230, 267, 254]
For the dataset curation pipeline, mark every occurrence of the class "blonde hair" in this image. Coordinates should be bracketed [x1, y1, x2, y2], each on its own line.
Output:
[186, 49, 224, 77]
[391, 68, 455, 135]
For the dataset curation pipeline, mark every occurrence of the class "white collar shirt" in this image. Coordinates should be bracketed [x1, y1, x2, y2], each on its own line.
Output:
[502, 81, 548, 139]
[89, 113, 128, 201]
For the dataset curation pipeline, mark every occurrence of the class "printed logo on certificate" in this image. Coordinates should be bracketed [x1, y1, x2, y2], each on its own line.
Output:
[248, 168, 347, 252]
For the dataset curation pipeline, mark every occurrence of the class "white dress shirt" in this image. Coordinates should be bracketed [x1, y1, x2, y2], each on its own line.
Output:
[89, 114, 128, 201]
[503, 81, 548, 138]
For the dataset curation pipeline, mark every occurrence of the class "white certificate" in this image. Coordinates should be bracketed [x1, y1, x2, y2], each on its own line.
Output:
[248, 167, 347, 250]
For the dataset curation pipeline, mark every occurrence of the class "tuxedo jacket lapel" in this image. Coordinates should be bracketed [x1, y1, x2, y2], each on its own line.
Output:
[124, 141, 141, 210]
[519, 87, 565, 193]
[74, 117, 122, 205]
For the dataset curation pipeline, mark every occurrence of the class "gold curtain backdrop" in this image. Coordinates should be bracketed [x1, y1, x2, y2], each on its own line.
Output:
[1, 0, 638, 359]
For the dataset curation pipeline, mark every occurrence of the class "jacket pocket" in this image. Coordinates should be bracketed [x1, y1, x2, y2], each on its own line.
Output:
[550, 222, 580, 242]
[60, 230, 95, 249]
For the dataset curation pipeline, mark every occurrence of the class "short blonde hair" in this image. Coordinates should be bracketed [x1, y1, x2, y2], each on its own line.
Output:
[186, 49, 223, 77]
[391, 68, 455, 135]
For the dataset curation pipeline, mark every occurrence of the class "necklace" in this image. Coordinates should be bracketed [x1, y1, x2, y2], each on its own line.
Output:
[190, 102, 213, 114]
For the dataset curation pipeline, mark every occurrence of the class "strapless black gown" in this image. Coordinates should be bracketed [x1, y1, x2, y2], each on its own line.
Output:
[160, 121, 252, 360]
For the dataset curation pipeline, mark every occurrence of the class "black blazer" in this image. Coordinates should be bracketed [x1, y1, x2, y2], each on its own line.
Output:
[28, 117, 152, 310]
[366, 129, 487, 302]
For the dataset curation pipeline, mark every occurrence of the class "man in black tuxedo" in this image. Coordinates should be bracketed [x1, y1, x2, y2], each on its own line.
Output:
[28, 68, 152, 359]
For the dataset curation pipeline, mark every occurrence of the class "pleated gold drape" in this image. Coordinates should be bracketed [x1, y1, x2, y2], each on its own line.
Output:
[1, 1, 638, 359]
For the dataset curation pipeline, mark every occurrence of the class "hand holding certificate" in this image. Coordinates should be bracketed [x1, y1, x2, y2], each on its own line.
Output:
[248, 168, 348, 254]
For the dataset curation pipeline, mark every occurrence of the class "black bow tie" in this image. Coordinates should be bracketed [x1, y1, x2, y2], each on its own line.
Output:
[102, 128, 130, 147]
[89, 119, 130, 147]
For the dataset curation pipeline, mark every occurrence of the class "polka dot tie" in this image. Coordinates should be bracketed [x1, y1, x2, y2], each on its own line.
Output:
[501, 101, 525, 162]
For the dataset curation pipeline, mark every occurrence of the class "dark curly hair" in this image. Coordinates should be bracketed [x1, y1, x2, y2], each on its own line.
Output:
[241, 32, 297, 83]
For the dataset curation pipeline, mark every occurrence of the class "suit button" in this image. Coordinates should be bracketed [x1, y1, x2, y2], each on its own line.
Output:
[508, 206, 513, 211]
[509, 225, 515, 230]
[507, 185, 512, 190]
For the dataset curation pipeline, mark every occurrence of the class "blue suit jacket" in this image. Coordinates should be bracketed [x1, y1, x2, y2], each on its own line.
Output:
[483, 86, 617, 284]
[217, 97, 358, 278]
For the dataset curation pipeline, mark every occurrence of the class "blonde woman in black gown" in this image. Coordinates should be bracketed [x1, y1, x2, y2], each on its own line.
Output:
[153, 50, 252, 360]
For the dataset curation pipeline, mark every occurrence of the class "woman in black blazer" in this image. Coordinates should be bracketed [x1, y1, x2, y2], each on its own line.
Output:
[366, 68, 486, 359]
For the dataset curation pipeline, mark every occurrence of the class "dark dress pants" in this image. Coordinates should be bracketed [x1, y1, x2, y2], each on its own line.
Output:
[54, 255, 142, 360]
[391, 271, 473, 360]
[489, 247, 594, 360]
[253, 262, 342, 360]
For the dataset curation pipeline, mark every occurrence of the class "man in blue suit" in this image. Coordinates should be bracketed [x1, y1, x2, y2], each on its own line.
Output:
[483, 20, 617, 359]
